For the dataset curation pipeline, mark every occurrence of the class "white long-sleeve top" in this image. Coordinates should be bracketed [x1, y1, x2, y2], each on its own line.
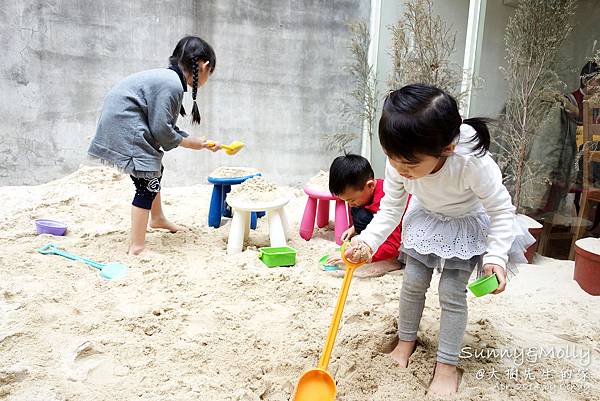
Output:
[358, 124, 516, 269]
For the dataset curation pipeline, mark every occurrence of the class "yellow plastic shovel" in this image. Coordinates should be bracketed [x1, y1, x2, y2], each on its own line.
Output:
[207, 140, 245, 155]
[293, 243, 366, 401]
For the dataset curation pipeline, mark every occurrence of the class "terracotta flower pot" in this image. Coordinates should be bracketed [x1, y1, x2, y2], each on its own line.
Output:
[517, 214, 543, 263]
[574, 237, 600, 296]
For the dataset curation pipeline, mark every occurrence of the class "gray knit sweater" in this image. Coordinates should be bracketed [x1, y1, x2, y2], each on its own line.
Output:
[88, 68, 189, 178]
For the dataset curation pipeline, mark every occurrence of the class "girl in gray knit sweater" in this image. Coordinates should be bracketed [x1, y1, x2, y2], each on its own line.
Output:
[88, 36, 219, 255]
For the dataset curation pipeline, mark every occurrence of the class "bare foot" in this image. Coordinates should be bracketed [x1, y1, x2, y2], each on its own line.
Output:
[355, 260, 403, 278]
[389, 340, 416, 368]
[128, 244, 145, 256]
[428, 362, 461, 396]
[149, 218, 178, 233]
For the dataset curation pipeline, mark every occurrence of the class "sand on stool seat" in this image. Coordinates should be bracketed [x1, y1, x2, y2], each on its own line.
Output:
[226, 196, 290, 255]
[207, 171, 263, 229]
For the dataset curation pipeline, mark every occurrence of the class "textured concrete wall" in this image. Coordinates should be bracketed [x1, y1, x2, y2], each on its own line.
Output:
[468, 0, 514, 120]
[0, 1, 369, 186]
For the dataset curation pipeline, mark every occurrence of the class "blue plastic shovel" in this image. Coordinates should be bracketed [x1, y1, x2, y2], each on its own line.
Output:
[36, 243, 128, 280]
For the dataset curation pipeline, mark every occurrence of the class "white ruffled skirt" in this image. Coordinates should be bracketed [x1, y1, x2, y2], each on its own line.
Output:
[400, 202, 535, 278]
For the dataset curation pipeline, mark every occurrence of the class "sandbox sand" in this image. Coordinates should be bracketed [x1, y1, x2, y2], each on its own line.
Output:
[1, 166, 599, 401]
[576, 237, 600, 255]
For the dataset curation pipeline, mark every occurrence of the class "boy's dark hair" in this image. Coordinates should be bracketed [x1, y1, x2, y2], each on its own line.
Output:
[580, 60, 599, 88]
[379, 83, 492, 162]
[169, 36, 216, 124]
[329, 154, 375, 195]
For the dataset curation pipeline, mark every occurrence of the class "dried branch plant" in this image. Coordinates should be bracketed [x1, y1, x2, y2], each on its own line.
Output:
[493, 0, 576, 212]
[325, 132, 360, 153]
[388, 0, 467, 101]
[327, 21, 378, 155]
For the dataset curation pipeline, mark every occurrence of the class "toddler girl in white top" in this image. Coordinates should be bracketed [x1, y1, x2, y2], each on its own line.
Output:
[345, 84, 534, 396]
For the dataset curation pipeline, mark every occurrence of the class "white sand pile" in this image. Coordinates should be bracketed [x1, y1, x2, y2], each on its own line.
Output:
[210, 167, 260, 179]
[306, 170, 330, 193]
[0, 166, 599, 401]
[575, 237, 600, 255]
[228, 176, 286, 203]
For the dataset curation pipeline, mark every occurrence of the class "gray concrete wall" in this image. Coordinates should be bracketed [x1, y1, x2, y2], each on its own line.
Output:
[468, 0, 514, 119]
[0, 0, 370, 186]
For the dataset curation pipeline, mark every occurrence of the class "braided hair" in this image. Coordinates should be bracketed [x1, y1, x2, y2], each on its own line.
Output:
[191, 57, 201, 124]
[169, 36, 216, 124]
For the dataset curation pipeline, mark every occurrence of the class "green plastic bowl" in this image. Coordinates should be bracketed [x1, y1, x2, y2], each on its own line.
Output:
[318, 254, 340, 271]
[258, 246, 296, 267]
[468, 274, 499, 297]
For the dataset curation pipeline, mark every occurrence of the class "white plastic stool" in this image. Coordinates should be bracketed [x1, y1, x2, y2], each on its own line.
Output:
[226, 196, 290, 255]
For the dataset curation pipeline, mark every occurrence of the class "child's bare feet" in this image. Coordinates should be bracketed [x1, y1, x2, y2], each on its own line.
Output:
[149, 217, 178, 233]
[389, 339, 416, 368]
[355, 259, 403, 278]
[128, 244, 145, 256]
[428, 362, 462, 396]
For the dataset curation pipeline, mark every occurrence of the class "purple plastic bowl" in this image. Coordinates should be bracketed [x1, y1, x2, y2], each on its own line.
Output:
[35, 219, 68, 236]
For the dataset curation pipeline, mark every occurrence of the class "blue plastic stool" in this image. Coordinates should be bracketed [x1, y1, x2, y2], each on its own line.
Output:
[207, 173, 264, 228]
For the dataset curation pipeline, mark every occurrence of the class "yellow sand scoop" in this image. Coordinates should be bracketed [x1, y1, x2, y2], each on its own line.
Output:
[293, 243, 366, 401]
[207, 140, 245, 155]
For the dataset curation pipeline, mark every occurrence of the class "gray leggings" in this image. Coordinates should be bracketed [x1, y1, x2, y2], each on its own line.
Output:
[398, 255, 472, 365]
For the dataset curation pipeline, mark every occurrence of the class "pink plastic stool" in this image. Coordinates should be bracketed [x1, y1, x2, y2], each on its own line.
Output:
[299, 185, 351, 245]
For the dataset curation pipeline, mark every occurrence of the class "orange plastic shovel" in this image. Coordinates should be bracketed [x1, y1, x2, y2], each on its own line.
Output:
[293, 243, 366, 401]
[207, 140, 245, 155]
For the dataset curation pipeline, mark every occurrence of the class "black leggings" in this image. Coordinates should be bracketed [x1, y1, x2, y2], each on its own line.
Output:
[130, 173, 162, 210]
